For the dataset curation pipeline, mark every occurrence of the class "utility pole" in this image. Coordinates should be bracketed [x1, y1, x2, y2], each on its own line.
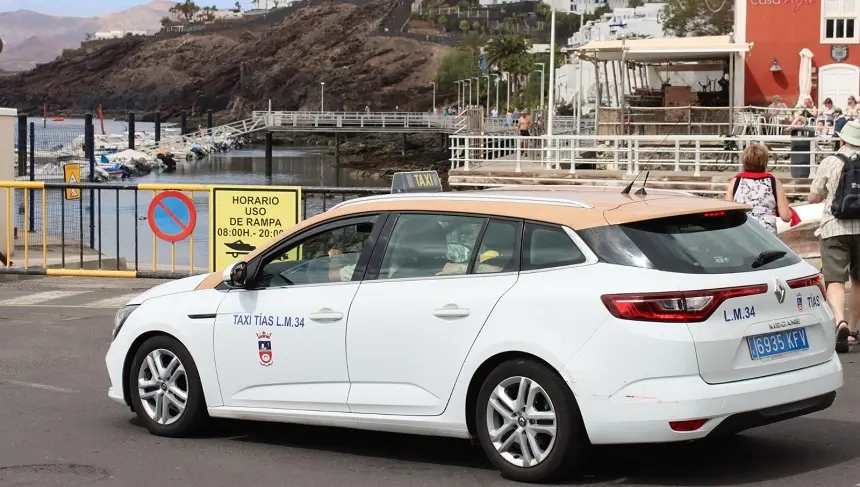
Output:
[548, 7, 556, 136]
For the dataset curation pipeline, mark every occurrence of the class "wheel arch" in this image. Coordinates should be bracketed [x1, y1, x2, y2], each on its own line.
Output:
[121, 330, 183, 411]
[464, 351, 570, 440]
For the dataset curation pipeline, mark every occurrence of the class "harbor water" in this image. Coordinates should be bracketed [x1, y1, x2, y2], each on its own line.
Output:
[17, 118, 388, 271]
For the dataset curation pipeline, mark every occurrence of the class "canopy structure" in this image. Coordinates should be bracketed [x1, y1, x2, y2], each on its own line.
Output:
[573, 35, 753, 63]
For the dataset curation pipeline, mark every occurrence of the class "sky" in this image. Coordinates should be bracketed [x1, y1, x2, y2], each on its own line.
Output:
[0, 0, 239, 17]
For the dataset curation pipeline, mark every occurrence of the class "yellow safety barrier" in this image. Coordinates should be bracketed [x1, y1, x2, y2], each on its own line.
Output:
[0, 181, 385, 279]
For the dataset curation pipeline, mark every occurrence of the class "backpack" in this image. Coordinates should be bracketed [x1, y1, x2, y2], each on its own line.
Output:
[831, 152, 860, 219]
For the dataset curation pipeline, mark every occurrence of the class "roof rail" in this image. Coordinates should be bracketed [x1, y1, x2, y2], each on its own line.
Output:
[329, 192, 593, 211]
[482, 185, 698, 197]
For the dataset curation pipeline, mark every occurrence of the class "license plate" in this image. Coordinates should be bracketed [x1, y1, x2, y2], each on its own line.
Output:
[747, 328, 809, 360]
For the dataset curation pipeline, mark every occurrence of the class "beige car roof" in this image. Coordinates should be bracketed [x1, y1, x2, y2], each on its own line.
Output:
[196, 188, 748, 290]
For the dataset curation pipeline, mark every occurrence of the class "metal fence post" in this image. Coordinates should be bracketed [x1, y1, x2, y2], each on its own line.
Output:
[85, 114, 95, 249]
[127, 111, 135, 150]
[17, 114, 26, 178]
[28, 122, 34, 232]
[154, 112, 161, 147]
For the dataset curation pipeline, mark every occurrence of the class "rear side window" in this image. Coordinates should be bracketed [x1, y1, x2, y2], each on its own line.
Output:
[578, 210, 801, 274]
[522, 222, 586, 271]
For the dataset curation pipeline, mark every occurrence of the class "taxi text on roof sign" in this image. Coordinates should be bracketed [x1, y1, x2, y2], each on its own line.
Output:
[209, 185, 302, 271]
[391, 171, 442, 194]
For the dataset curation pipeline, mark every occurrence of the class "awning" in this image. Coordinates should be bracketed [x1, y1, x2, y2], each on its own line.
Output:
[573, 35, 753, 63]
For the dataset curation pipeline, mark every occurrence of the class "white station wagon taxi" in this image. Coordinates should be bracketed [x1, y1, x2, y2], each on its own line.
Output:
[106, 183, 843, 483]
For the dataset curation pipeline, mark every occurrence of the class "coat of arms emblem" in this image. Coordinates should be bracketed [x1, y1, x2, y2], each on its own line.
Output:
[257, 331, 273, 366]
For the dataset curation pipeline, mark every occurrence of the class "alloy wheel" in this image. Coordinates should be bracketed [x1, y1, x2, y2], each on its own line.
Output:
[485, 376, 558, 468]
[137, 348, 189, 426]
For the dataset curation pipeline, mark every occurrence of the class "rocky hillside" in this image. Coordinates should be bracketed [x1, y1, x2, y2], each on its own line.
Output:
[0, 0, 447, 115]
[0, 2, 173, 71]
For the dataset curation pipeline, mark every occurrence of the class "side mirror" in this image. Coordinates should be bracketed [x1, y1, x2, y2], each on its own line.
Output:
[222, 261, 248, 288]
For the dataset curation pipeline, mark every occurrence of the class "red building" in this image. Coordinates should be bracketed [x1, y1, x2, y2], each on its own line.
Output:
[739, 0, 859, 108]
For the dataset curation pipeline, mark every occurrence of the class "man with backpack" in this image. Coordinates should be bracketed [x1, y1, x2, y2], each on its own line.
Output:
[809, 120, 860, 352]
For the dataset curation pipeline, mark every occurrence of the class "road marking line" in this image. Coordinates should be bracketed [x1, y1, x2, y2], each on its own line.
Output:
[0, 290, 89, 306]
[88, 293, 139, 309]
[2, 380, 79, 393]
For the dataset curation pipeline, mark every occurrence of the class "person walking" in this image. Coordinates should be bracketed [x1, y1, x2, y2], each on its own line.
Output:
[725, 142, 794, 234]
[809, 120, 860, 352]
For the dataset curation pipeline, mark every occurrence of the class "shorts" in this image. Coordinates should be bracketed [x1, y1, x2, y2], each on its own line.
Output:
[519, 130, 530, 136]
[821, 234, 860, 283]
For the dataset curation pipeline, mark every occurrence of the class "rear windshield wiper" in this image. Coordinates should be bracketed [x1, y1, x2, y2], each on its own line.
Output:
[751, 250, 788, 269]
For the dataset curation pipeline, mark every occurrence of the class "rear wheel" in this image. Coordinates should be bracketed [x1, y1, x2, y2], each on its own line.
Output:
[128, 335, 208, 437]
[475, 358, 588, 483]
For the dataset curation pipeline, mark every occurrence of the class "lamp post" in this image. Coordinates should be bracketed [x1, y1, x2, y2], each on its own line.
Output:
[466, 79, 473, 106]
[492, 74, 500, 116]
[503, 71, 511, 112]
[534, 62, 545, 109]
[547, 7, 556, 137]
[432, 81, 436, 112]
[320, 82, 325, 112]
[456, 80, 462, 109]
[483, 74, 490, 113]
[473, 77, 480, 108]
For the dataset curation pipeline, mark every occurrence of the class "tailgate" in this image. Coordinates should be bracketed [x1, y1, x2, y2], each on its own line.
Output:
[684, 264, 833, 384]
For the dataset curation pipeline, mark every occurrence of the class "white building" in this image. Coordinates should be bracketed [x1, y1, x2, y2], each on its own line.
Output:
[92, 30, 147, 40]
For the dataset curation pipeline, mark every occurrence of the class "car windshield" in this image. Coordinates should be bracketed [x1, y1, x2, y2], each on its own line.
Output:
[578, 210, 801, 274]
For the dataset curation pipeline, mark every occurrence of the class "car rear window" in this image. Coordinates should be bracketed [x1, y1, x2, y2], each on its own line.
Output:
[578, 210, 801, 274]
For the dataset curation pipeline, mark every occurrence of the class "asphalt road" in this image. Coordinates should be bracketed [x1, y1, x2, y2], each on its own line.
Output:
[1, 277, 859, 487]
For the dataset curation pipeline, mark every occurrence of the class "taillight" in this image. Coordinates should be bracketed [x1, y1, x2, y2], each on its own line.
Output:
[787, 273, 827, 301]
[669, 419, 708, 432]
[601, 284, 768, 323]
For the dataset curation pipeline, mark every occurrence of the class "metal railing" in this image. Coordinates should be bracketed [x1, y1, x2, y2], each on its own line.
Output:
[0, 182, 387, 279]
[447, 133, 837, 197]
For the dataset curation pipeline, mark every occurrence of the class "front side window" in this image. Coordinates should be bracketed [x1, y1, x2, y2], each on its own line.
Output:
[378, 213, 486, 280]
[823, 0, 858, 42]
[255, 218, 377, 288]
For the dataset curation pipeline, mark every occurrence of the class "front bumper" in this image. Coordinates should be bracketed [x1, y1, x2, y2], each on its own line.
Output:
[106, 340, 128, 407]
[577, 352, 843, 444]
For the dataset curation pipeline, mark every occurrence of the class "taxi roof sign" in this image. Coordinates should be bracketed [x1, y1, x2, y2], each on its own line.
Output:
[391, 170, 442, 194]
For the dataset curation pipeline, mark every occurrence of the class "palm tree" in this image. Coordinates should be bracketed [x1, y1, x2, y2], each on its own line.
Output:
[484, 34, 529, 70]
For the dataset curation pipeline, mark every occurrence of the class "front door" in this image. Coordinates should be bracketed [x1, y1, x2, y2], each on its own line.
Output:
[214, 214, 384, 412]
[346, 213, 521, 416]
[819, 64, 860, 109]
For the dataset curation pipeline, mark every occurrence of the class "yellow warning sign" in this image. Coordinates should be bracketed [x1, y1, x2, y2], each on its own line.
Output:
[63, 163, 81, 200]
[209, 185, 302, 272]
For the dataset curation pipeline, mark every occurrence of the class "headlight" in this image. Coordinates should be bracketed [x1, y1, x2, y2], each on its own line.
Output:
[113, 305, 139, 341]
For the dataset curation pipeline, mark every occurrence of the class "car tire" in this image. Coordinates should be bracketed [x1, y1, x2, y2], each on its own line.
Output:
[475, 358, 588, 483]
[128, 335, 208, 437]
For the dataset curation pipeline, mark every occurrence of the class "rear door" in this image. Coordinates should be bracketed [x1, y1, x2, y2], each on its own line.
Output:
[345, 213, 521, 415]
[581, 210, 834, 384]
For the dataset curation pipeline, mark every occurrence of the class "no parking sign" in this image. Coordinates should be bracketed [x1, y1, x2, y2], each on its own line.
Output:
[148, 191, 197, 243]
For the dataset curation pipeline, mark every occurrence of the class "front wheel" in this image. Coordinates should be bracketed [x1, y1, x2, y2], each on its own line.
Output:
[475, 358, 589, 483]
[128, 335, 208, 437]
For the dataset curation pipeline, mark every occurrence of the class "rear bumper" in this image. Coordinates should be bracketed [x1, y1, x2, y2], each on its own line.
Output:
[576, 352, 843, 444]
[707, 391, 835, 437]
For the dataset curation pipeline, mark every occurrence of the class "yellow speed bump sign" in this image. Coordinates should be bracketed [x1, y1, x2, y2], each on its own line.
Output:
[63, 163, 81, 200]
[209, 185, 302, 272]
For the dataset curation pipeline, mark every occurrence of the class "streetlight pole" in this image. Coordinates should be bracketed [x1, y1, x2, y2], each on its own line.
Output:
[534, 62, 545, 109]
[483, 74, 490, 112]
[504, 71, 511, 112]
[547, 7, 556, 136]
[467, 79, 472, 106]
[320, 82, 325, 112]
[473, 77, 480, 109]
[432, 81, 436, 112]
[493, 75, 500, 116]
[456, 80, 462, 109]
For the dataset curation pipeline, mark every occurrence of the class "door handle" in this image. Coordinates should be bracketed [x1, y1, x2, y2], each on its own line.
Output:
[309, 308, 344, 322]
[433, 305, 470, 319]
